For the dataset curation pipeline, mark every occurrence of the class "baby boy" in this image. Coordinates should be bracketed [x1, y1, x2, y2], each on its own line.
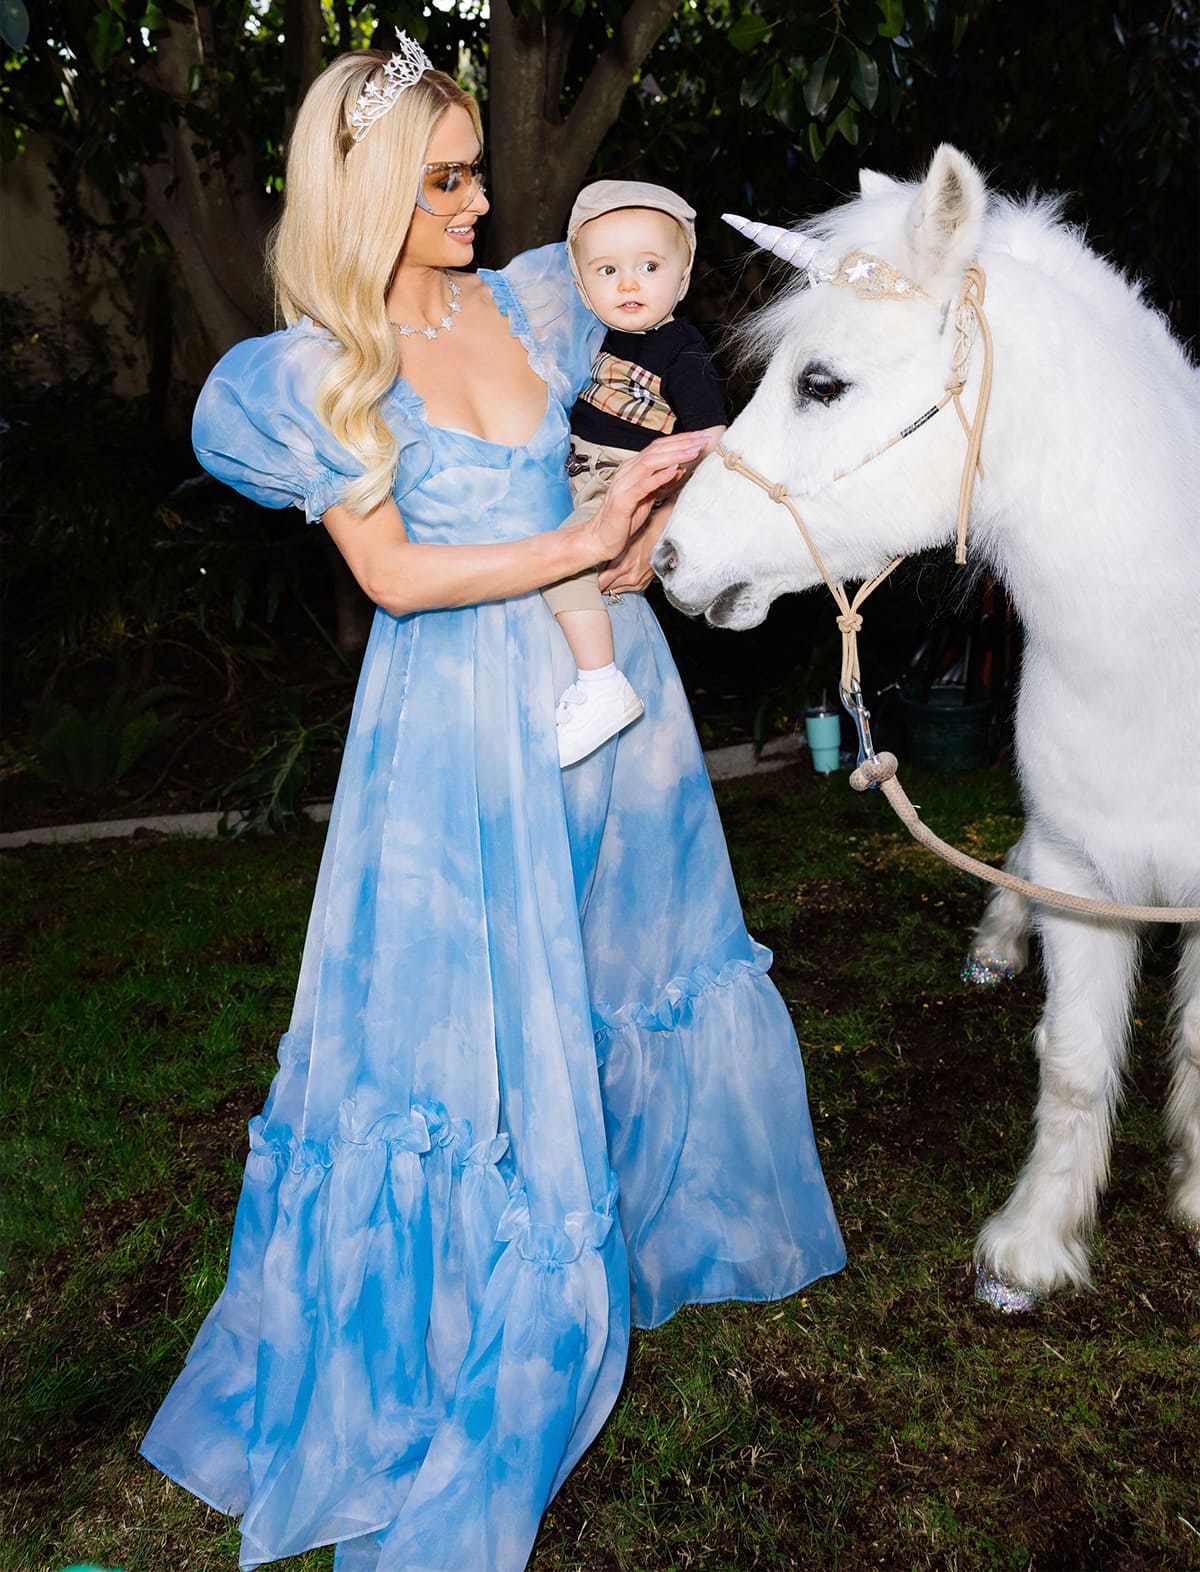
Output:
[546, 180, 728, 766]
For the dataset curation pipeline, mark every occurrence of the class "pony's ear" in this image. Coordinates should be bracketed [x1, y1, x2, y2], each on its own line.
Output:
[904, 144, 986, 294]
[858, 168, 899, 198]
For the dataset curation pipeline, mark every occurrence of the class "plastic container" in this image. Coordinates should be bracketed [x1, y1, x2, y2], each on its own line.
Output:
[804, 707, 842, 773]
[899, 684, 991, 771]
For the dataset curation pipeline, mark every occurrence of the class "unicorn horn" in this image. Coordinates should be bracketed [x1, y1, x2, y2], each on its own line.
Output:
[722, 213, 820, 270]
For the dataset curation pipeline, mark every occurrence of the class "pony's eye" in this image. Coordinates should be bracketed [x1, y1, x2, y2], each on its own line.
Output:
[796, 364, 848, 406]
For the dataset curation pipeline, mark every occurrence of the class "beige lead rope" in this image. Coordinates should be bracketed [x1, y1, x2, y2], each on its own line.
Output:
[715, 263, 1200, 925]
[850, 753, 1200, 923]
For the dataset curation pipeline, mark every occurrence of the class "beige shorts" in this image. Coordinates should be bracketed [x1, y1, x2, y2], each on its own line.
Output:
[542, 436, 637, 616]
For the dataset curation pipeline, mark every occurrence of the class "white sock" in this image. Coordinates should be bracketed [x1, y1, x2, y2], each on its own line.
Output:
[576, 662, 620, 689]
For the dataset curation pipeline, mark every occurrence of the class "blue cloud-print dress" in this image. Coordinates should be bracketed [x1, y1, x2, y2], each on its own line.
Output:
[141, 244, 844, 1571]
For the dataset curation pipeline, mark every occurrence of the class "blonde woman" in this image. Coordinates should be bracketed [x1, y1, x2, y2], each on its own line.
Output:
[141, 38, 844, 1572]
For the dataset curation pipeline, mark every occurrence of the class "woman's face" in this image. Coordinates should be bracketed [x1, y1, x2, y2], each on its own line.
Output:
[401, 103, 489, 270]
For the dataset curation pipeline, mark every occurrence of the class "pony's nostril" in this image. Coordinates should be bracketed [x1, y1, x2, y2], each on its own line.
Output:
[652, 539, 679, 577]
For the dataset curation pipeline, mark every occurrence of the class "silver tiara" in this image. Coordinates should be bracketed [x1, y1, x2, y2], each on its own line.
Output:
[349, 31, 433, 143]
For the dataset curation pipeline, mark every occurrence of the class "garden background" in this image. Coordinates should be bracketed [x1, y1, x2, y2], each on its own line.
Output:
[2, 2, 1198, 1567]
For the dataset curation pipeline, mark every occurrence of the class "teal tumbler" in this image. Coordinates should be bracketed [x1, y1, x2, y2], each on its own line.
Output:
[804, 708, 842, 773]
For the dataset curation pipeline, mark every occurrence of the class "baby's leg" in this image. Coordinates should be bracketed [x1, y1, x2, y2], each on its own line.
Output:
[542, 573, 642, 767]
[556, 608, 615, 673]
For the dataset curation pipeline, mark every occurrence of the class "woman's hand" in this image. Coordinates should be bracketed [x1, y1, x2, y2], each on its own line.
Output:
[598, 500, 675, 596]
[578, 429, 711, 567]
[595, 427, 723, 595]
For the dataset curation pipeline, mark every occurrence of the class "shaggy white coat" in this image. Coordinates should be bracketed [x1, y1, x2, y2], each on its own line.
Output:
[658, 146, 1200, 1295]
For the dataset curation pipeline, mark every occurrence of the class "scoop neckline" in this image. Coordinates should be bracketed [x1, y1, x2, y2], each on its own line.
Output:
[296, 271, 552, 453]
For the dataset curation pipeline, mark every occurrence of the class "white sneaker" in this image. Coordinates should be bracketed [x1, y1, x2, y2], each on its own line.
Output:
[555, 673, 645, 767]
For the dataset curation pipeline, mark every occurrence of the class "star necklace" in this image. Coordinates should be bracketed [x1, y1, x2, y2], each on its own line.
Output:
[389, 272, 463, 340]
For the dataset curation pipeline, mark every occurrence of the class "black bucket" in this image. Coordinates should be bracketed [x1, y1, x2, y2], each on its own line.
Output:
[899, 684, 991, 771]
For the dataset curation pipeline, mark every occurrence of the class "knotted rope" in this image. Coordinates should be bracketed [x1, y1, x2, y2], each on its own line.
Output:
[947, 264, 992, 565]
[714, 262, 1200, 925]
[717, 443, 905, 696]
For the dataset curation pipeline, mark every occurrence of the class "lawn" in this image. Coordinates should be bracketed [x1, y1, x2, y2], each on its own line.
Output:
[1, 762, 1195, 1571]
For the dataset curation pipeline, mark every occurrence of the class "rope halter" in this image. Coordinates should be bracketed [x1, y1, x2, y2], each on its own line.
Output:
[715, 228, 1200, 924]
[715, 255, 994, 763]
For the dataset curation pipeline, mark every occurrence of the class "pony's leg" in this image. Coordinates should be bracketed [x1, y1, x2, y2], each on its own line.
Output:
[1165, 927, 1200, 1256]
[975, 849, 1141, 1307]
[963, 836, 1032, 986]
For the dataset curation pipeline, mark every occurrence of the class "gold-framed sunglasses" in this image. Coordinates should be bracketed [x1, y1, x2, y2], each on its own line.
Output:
[416, 159, 487, 216]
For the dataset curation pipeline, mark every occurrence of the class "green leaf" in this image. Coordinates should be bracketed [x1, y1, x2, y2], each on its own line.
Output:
[802, 51, 840, 119]
[846, 0, 882, 47]
[187, 62, 204, 94]
[807, 120, 828, 163]
[0, 117, 24, 160]
[767, 77, 802, 134]
[850, 46, 880, 111]
[729, 10, 772, 53]
[87, 10, 126, 74]
[877, 0, 904, 40]
[952, 14, 969, 50]
[0, 0, 29, 51]
[740, 57, 775, 108]
[834, 104, 860, 145]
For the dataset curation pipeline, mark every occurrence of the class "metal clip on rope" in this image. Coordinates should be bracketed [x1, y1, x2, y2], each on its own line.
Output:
[839, 677, 879, 780]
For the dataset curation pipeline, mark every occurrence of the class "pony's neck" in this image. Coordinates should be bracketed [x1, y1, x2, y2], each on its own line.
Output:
[958, 241, 1198, 683]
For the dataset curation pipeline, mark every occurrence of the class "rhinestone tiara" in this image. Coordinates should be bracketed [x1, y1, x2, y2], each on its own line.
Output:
[348, 31, 433, 144]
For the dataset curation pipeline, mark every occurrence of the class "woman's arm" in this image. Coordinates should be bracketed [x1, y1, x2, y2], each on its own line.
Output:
[323, 430, 708, 617]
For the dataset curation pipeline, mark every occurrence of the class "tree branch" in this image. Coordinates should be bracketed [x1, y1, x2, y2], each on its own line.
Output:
[542, 8, 578, 125]
[562, 0, 680, 165]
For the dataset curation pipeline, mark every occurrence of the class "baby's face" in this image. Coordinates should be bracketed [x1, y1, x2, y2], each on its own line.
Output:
[574, 208, 688, 331]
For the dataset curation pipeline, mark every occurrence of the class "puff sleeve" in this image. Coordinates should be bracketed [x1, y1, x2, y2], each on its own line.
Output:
[192, 324, 432, 522]
[479, 243, 605, 413]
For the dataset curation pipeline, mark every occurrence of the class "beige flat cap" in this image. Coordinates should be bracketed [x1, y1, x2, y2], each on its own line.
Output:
[566, 179, 697, 308]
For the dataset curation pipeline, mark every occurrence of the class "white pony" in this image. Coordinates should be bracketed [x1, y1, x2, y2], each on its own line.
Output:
[656, 145, 1200, 1309]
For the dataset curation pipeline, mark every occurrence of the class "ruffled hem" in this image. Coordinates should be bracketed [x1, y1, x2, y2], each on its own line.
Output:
[591, 942, 773, 1055]
[142, 1094, 625, 1569]
[247, 1095, 506, 1174]
[594, 948, 846, 1329]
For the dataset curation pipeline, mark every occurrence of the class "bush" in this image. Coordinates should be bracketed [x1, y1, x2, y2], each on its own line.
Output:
[10, 686, 178, 790]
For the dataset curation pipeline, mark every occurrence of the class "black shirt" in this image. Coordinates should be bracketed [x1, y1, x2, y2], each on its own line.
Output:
[570, 317, 728, 452]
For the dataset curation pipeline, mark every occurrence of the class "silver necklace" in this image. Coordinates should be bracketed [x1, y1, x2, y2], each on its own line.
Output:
[389, 273, 463, 340]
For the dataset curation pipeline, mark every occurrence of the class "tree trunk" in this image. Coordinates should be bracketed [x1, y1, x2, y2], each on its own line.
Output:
[486, 0, 682, 265]
[141, 9, 271, 362]
[283, 0, 325, 138]
[142, 0, 324, 365]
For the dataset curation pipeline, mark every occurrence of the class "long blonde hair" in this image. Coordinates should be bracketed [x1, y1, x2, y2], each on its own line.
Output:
[268, 52, 482, 516]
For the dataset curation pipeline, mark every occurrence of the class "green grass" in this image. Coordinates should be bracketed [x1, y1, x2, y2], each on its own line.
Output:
[2, 765, 1197, 1571]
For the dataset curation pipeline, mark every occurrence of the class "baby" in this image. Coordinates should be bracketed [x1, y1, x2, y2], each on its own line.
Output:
[546, 180, 728, 767]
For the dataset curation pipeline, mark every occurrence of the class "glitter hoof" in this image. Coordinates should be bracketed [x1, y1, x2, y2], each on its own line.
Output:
[974, 1264, 1042, 1314]
[961, 949, 1016, 987]
[1180, 1213, 1200, 1260]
